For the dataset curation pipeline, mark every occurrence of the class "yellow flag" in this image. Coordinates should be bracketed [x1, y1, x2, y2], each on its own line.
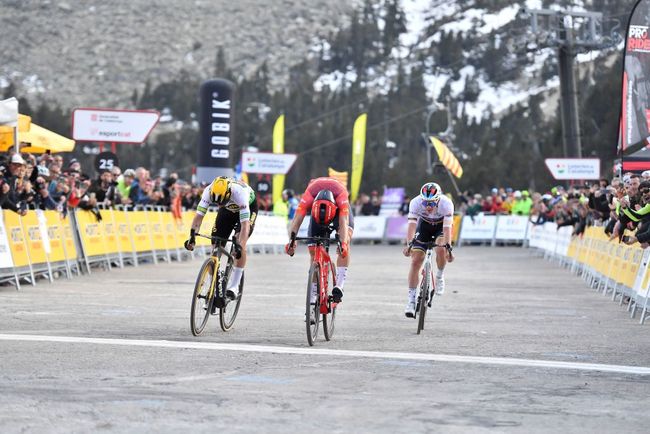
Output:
[351, 113, 367, 202]
[430, 136, 463, 178]
[272, 115, 285, 205]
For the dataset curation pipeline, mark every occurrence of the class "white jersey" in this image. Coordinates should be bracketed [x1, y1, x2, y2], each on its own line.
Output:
[408, 195, 454, 227]
[197, 180, 255, 222]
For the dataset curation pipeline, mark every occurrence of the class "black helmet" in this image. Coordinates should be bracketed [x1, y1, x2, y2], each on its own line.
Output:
[282, 188, 295, 199]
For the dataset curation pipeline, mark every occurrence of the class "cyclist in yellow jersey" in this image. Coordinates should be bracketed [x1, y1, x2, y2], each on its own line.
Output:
[184, 177, 257, 299]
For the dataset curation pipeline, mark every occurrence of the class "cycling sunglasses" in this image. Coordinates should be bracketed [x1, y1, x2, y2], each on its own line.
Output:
[422, 199, 439, 207]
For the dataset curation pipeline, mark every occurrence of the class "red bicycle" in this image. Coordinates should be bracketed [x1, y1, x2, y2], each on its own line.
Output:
[293, 235, 340, 346]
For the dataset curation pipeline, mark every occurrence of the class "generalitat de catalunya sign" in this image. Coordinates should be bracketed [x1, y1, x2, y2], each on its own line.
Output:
[544, 158, 601, 180]
[72, 108, 159, 143]
[242, 152, 297, 175]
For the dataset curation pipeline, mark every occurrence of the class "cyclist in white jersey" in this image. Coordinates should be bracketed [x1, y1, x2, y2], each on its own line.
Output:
[402, 182, 454, 317]
[184, 177, 257, 300]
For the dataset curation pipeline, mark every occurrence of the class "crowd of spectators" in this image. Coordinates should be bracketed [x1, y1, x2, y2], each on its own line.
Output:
[455, 172, 650, 249]
[4, 147, 650, 250]
[0, 149, 307, 223]
[0, 149, 195, 220]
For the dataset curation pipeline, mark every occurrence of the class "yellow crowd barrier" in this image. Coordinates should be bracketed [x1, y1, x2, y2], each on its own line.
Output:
[557, 224, 650, 325]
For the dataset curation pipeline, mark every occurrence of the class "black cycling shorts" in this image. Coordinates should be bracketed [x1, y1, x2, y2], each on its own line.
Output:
[308, 210, 355, 240]
[211, 200, 258, 244]
[412, 218, 443, 252]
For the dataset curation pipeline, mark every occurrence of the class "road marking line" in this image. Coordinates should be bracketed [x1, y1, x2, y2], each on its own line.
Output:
[0, 333, 649, 375]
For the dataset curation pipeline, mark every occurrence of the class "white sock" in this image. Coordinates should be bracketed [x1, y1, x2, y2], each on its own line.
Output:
[408, 287, 417, 303]
[436, 268, 444, 279]
[230, 267, 244, 288]
[336, 267, 348, 290]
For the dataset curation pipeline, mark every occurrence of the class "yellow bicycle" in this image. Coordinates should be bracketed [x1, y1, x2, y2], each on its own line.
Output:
[190, 233, 244, 335]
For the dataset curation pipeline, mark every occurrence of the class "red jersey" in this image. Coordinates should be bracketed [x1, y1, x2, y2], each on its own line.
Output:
[297, 177, 350, 216]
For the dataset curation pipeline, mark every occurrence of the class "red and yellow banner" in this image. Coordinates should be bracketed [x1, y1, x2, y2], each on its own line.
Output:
[430, 136, 463, 178]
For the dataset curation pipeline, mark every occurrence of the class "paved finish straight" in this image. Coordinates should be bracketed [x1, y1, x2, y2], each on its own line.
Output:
[0, 245, 649, 433]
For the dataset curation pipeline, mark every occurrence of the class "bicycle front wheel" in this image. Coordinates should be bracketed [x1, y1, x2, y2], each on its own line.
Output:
[323, 263, 336, 341]
[306, 263, 320, 346]
[191, 257, 217, 336]
[417, 261, 431, 334]
[220, 271, 244, 332]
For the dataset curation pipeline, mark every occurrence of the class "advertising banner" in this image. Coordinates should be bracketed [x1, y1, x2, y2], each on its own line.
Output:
[619, 0, 650, 171]
[248, 215, 288, 246]
[544, 158, 601, 180]
[379, 187, 405, 216]
[101, 209, 120, 255]
[197, 79, 235, 183]
[272, 115, 285, 205]
[72, 108, 159, 143]
[0, 212, 14, 268]
[3, 211, 29, 267]
[76, 210, 107, 257]
[21, 211, 47, 265]
[0, 97, 18, 126]
[494, 215, 529, 240]
[459, 215, 497, 241]
[43, 211, 67, 263]
[127, 211, 153, 252]
[353, 216, 386, 240]
[351, 113, 367, 202]
[385, 216, 409, 240]
[242, 152, 297, 175]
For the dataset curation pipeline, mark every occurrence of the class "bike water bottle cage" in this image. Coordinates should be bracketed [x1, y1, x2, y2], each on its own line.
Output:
[312, 190, 337, 225]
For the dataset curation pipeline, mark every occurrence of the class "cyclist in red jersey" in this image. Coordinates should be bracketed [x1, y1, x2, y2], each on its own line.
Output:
[285, 177, 354, 303]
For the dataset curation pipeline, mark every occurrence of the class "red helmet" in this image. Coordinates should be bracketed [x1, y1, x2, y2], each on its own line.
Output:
[312, 190, 337, 225]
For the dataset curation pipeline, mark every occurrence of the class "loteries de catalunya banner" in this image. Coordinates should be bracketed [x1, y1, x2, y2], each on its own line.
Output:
[272, 115, 285, 205]
[350, 113, 367, 202]
[619, 0, 650, 171]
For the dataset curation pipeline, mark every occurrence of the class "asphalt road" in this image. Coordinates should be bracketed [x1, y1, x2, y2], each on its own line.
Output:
[0, 245, 649, 433]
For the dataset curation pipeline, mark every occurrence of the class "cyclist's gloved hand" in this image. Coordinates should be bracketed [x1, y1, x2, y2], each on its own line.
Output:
[444, 243, 455, 262]
[184, 229, 196, 251]
[340, 241, 349, 258]
[285, 232, 296, 257]
[233, 243, 243, 259]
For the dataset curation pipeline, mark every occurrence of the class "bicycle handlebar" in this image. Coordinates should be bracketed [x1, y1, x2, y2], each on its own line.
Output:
[293, 235, 341, 248]
[195, 233, 242, 260]
[407, 239, 452, 252]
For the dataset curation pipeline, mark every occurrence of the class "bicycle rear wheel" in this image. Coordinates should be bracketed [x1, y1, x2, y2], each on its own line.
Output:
[190, 257, 217, 336]
[323, 263, 336, 341]
[417, 261, 430, 334]
[306, 263, 320, 346]
[220, 271, 244, 332]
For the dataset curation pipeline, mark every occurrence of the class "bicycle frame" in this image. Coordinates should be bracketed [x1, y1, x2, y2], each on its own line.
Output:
[295, 235, 340, 313]
[196, 233, 239, 301]
[313, 243, 337, 313]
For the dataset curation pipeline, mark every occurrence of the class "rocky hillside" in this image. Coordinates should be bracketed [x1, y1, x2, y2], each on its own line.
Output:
[0, 0, 356, 108]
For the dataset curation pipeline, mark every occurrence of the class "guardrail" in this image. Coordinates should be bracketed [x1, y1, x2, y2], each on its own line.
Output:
[2, 209, 649, 325]
[526, 223, 650, 325]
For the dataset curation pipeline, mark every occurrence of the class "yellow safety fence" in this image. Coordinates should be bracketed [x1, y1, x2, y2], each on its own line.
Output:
[0, 208, 221, 287]
[562, 225, 650, 324]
